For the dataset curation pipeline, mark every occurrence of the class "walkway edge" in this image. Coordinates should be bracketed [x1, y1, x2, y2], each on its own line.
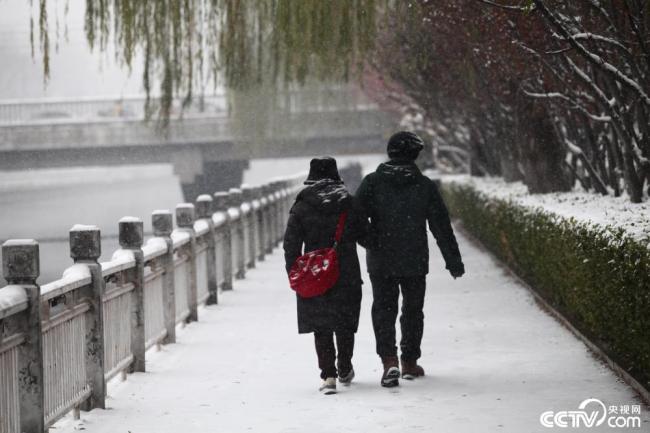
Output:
[454, 223, 650, 406]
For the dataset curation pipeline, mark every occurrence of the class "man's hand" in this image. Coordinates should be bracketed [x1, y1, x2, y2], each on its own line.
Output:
[448, 262, 465, 279]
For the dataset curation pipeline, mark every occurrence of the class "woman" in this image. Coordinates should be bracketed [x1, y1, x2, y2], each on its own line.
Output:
[283, 157, 370, 395]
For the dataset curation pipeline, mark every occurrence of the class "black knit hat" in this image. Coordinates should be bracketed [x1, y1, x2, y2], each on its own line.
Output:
[304, 156, 342, 184]
[387, 131, 424, 160]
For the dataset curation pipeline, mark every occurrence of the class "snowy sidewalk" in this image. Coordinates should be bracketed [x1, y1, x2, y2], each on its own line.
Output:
[56, 232, 648, 433]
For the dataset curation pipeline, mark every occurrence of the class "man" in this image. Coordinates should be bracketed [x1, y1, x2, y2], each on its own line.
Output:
[356, 131, 465, 387]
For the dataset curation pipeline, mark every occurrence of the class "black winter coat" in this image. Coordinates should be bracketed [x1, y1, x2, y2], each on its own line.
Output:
[283, 180, 369, 334]
[356, 161, 463, 277]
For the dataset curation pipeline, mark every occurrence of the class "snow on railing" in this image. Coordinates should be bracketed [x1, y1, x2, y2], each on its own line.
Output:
[0, 285, 29, 320]
[142, 237, 168, 262]
[40, 264, 92, 300]
[0, 162, 362, 433]
[193, 219, 211, 237]
[103, 248, 136, 277]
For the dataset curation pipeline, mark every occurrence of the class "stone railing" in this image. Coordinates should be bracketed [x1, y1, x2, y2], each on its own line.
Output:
[0, 85, 374, 126]
[0, 94, 228, 126]
[0, 163, 362, 433]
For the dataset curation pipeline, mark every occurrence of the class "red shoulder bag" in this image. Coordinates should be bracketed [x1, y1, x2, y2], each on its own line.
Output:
[288, 211, 348, 298]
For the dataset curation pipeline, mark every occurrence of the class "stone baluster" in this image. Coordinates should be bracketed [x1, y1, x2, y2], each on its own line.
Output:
[176, 204, 198, 322]
[277, 181, 289, 241]
[119, 217, 146, 373]
[2, 240, 44, 433]
[242, 185, 257, 269]
[196, 195, 219, 305]
[272, 181, 283, 244]
[254, 186, 266, 262]
[69, 226, 106, 411]
[213, 191, 233, 291]
[228, 188, 246, 280]
[152, 210, 176, 344]
[263, 185, 275, 254]
[258, 187, 269, 258]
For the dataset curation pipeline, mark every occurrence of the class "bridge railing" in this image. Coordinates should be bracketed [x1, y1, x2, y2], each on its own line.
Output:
[0, 163, 363, 433]
[0, 85, 376, 126]
[0, 94, 228, 126]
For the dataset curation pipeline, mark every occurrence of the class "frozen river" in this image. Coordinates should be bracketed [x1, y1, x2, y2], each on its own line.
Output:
[0, 154, 383, 284]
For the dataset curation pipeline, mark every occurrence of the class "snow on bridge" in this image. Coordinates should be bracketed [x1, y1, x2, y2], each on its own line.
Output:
[52, 232, 649, 433]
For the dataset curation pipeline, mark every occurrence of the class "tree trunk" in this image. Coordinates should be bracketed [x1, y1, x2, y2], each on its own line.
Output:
[517, 95, 572, 194]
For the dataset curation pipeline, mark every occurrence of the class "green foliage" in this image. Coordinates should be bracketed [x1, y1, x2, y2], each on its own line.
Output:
[31, 0, 381, 120]
[441, 182, 650, 390]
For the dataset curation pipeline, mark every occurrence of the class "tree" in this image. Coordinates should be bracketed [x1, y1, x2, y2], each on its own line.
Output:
[31, 0, 380, 120]
[28, 0, 650, 202]
[365, 0, 649, 202]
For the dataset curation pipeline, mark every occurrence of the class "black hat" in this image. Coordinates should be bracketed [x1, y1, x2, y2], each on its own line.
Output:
[387, 131, 424, 160]
[304, 157, 342, 184]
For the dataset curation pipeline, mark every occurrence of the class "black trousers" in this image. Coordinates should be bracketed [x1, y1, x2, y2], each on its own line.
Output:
[370, 274, 426, 361]
[314, 332, 354, 379]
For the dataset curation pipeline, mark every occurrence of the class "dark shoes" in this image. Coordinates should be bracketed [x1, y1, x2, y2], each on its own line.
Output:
[379, 356, 425, 386]
[380, 356, 401, 388]
[401, 359, 425, 380]
[338, 367, 355, 385]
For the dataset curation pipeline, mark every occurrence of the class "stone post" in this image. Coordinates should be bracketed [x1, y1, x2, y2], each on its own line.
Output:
[263, 185, 275, 254]
[254, 186, 266, 262]
[213, 192, 233, 291]
[285, 181, 294, 219]
[282, 182, 290, 239]
[152, 210, 176, 344]
[176, 204, 198, 322]
[2, 239, 44, 433]
[257, 188, 269, 260]
[69, 226, 106, 411]
[119, 217, 146, 373]
[228, 188, 246, 280]
[242, 186, 257, 269]
[271, 181, 283, 245]
[196, 195, 218, 305]
[276, 181, 288, 242]
[275, 182, 283, 245]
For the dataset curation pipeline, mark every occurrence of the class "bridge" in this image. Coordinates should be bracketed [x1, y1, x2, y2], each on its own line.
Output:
[1, 166, 647, 433]
[0, 86, 396, 200]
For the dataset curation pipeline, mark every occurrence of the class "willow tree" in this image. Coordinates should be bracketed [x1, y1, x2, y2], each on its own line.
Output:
[32, 0, 380, 121]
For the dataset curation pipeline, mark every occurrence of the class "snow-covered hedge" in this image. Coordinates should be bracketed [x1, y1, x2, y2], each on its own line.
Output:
[439, 176, 650, 391]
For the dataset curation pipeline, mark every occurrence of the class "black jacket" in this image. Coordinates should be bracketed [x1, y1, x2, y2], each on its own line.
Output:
[283, 180, 369, 334]
[356, 161, 463, 277]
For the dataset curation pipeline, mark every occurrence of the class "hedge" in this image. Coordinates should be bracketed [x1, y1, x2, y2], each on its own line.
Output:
[439, 181, 650, 391]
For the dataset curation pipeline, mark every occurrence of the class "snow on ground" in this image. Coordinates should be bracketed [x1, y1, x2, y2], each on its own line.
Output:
[442, 175, 650, 242]
[53, 232, 648, 433]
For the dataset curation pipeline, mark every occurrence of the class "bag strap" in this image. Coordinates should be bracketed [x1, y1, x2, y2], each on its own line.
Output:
[333, 211, 348, 246]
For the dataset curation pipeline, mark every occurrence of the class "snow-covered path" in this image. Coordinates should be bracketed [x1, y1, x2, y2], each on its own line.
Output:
[56, 231, 648, 433]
